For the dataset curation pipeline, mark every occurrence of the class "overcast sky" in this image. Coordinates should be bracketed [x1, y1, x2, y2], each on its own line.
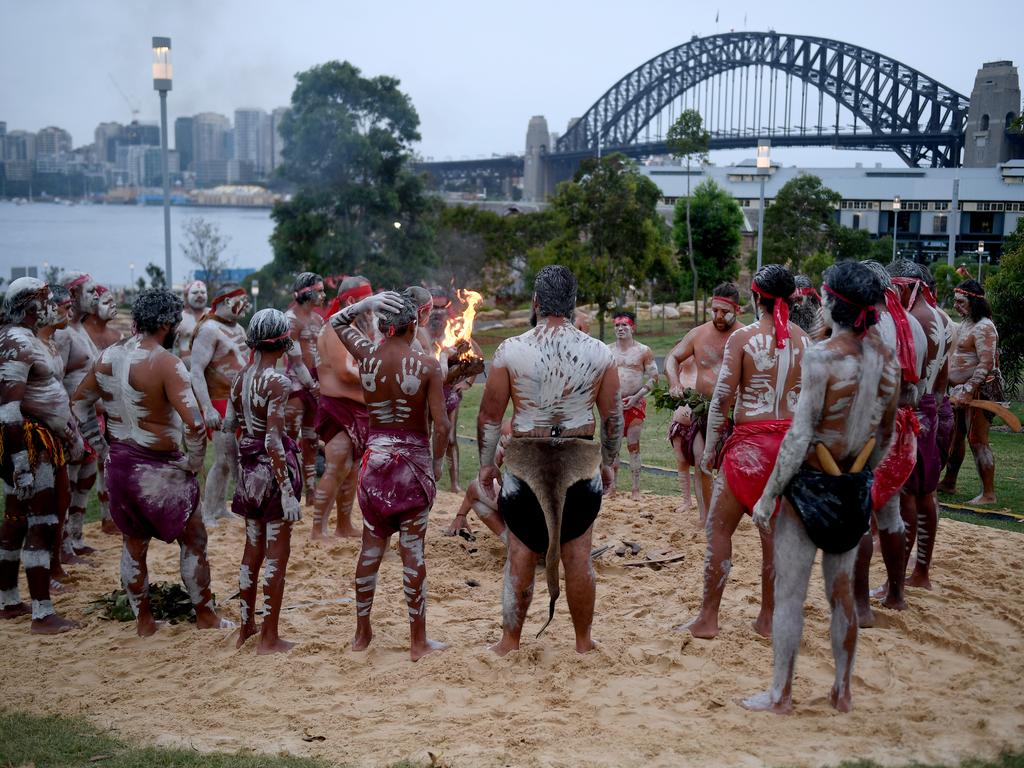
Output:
[2, 0, 1022, 169]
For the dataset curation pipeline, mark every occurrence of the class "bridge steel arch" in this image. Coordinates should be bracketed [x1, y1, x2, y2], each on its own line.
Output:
[554, 32, 970, 167]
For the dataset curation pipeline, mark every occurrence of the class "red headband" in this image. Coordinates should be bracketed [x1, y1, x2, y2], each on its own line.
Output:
[418, 300, 433, 315]
[751, 280, 790, 349]
[94, 285, 109, 296]
[294, 283, 323, 299]
[823, 283, 878, 337]
[211, 287, 246, 307]
[711, 296, 742, 312]
[613, 316, 635, 327]
[884, 288, 920, 383]
[67, 274, 92, 290]
[954, 288, 985, 299]
[793, 286, 821, 302]
[339, 283, 372, 304]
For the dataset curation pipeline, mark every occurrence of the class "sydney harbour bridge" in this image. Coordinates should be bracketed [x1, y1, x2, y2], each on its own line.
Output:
[419, 31, 979, 197]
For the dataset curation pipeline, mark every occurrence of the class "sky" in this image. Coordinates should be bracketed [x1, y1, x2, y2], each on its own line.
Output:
[2, 0, 1022, 169]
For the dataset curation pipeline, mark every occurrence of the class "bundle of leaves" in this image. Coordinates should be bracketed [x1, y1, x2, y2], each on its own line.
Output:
[89, 582, 205, 624]
[649, 382, 708, 417]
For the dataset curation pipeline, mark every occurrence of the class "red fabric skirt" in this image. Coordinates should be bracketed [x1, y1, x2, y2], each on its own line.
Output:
[871, 406, 920, 511]
[719, 419, 791, 512]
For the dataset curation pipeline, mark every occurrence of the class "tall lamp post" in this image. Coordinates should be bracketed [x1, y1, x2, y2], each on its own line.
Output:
[977, 241, 986, 281]
[755, 139, 771, 273]
[891, 196, 901, 263]
[152, 37, 173, 288]
[251, 280, 260, 312]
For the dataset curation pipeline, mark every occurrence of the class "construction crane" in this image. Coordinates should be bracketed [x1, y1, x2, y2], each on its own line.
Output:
[108, 74, 140, 122]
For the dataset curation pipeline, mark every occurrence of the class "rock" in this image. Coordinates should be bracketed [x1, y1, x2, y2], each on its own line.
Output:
[651, 304, 680, 319]
[476, 309, 505, 320]
[507, 308, 533, 320]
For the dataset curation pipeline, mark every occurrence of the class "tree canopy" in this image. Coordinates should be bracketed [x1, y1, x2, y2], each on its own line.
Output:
[268, 61, 435, 288]
[760, 173, 841, 272]
[529, 153, 673, 339]
[985, 217, 1024, 396]
[672, 179, 743, 296]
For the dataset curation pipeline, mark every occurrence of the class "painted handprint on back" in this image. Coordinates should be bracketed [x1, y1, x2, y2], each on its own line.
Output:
[360, 357, 382, 392]
[398, 356, 424, 395]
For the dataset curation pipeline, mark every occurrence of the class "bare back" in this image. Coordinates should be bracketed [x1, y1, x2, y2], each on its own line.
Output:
[316, 322, 363, 401]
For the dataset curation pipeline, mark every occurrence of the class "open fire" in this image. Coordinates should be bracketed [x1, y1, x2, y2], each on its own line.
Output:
[439, 288, 485, 385]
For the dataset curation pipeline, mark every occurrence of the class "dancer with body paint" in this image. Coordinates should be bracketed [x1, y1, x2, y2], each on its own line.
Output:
[666, 357, 699, 514]
[663, 283, 741, 523]
[607, 311, 657, 501]
[174, 280, 208, 367]
[790, 275, 826, 339]
[284, 273, 325, 504]
[478, 265, 622, 657]
[312, 277, 375, 540]
[938, 279, 1002, 505]
[745, 260, 899, 715]
[0, 279, 84, 633]
[36, 285, 76, 587]
[53, 272, 100, 562]
[225, 309, 303, 654]
[853, 261, 925, 625]
[888, 260, 952, 590]
[330, 289, 451, 661]
[72, 289, 230, 637]
[190, 283, 248, 526]
[83, 285, 123, 535]
[446, 418, 511, 542]
[683, 265, 810, 640]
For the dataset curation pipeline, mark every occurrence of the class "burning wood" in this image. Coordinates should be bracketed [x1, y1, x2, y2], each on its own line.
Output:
[439, 289, 485, 386]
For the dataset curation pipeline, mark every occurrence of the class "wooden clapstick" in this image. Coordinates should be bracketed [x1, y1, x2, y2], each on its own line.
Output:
[814, 443, 842, 477]
[850, 437, 876, 473]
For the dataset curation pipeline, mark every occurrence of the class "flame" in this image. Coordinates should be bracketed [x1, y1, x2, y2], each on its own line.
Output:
[440, 289, 483, 352]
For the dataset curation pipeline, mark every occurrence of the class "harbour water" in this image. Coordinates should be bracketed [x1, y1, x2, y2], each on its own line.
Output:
[0, 201, 275, 288]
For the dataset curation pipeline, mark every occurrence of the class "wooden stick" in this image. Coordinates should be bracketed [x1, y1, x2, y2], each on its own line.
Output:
[850, 437, 876, 473]
[966, 400, 1022, 432]
[815, 443, 842, 476]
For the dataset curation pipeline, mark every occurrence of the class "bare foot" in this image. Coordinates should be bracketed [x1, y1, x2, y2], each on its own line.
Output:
[257, 636, 296, 655]
[60, 551, 90, 566]
[489, 636, 520, 657]
[905, 569, 933, 590]
[236, 623, 259, 649]
[51, 563, 70, 580]
[100, 518, 120, 535]
[968, 493, 997, 505]
[751, 613, 772, 638]
[195, 608, 235, 631]
[136, 615, 162, 637]
[829, 685, 853, 713]
[31, 614, 80, 634]
[352, 624, 373, 651]
[673, 502, 693, 515]
[880, 593, 907, 611]
[410, 638, 449, 662]
[309, 527, 339, 542]
[50, 578, 70, 594]
[334, 524, 361, 539]
[856, 603, 876, 629]
[450, 484, 464, 495]
[675, 614, 720, 639]
[630, 490, 641, 502]
[73, 544, 97, 556]
[740, 691, 792, 714]
[575, 637, 597, 654]
[0, 602, 30, 619]
[936, 481, 956, 495]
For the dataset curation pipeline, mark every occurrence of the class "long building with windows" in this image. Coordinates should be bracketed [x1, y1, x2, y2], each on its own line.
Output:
[641, 160, 1024, 263]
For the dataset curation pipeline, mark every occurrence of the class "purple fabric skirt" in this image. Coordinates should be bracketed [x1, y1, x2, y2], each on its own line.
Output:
[105, 440, 199, 543]
[906, 394, 941, 496]
[232, 434, 302, 521]
[358, 429, 436, 538]
[936, 395, 954, 468]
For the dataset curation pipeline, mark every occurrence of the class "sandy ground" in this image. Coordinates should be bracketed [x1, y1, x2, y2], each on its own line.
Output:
[3, 491, 1023, 768]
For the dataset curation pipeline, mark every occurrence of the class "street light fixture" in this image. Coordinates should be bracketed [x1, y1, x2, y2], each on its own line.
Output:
[755, 139, 771, 274]
[152, 36, 173, 289]
[251, 280, 260, 311]
[129, 262, 135, 291]
[891, 196, 901, 263]
[977, 241, 986, 281]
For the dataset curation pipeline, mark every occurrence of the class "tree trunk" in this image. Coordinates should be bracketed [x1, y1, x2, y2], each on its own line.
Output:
[597, 305, 606, 342]
[686, 159, 698, 329]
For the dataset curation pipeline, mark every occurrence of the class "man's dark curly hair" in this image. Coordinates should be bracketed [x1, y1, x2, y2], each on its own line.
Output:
[751, 264, 795, 310]
[132, 289, 183, 335]
[378, 290, 419, 337]
[246, 308, 294, 352]
[534, 265, 577, 319]
[822, 261, 884, 333]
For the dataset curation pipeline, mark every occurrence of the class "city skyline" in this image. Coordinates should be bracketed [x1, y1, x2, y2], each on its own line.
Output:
[1, 0, 1022, 170]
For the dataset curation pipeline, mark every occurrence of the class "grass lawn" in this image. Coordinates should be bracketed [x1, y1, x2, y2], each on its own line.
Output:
[1, 710, 1021, 768]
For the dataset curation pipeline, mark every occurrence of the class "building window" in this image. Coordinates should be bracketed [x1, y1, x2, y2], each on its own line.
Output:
[981, 114, 990, 131]
[933, 214, 947, 234]
[852, 213, 861, 230]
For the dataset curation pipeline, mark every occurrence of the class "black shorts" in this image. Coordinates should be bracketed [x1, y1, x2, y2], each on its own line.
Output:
[784, 465, 873, 554]
[499, 471, 602, 554]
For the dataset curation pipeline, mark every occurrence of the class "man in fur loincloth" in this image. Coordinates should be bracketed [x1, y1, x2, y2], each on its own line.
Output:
[663, 283, 741, 523]
[684, 265, 810, 640]
[311, 276, 375, 540]
[330, 289, 451, 661]
[225, 309, 303, 654]
[938, 279, 1002, 505]
[72, 289, 231, 637]
[478, 265, 622, 657]
[744, 261, 899, 715]
[190, 283, 248, 526]
[607, 311, 657, 501]
[0, 278, 84, 633]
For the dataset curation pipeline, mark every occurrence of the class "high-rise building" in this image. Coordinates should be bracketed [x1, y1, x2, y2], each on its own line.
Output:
[174, 116, 194, 171]
[123, 121, 161, 147]
[234, 108, 271, 177]
[94, 122, 123, 163]
[192, 112, 230, 165]
[271, 107, 289, 172]
[36, 126, 73, 156]
[4, 130, 36, 162]
[0, 121, 7, 163]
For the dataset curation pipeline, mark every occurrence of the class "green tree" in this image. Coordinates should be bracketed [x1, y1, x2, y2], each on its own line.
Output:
[825, 225, 874, 263]
[528, 153, 673, 340]
[760, 174, 841, 273]
[144, 263, 166, 290]
[672, 179, 743, 301]
[666, 110, 710, 324]
[181, 217, 230, 295]
[986, 218, 1024, 397]
[802, 251, 835, 286]
[269, 61, 434, 288]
